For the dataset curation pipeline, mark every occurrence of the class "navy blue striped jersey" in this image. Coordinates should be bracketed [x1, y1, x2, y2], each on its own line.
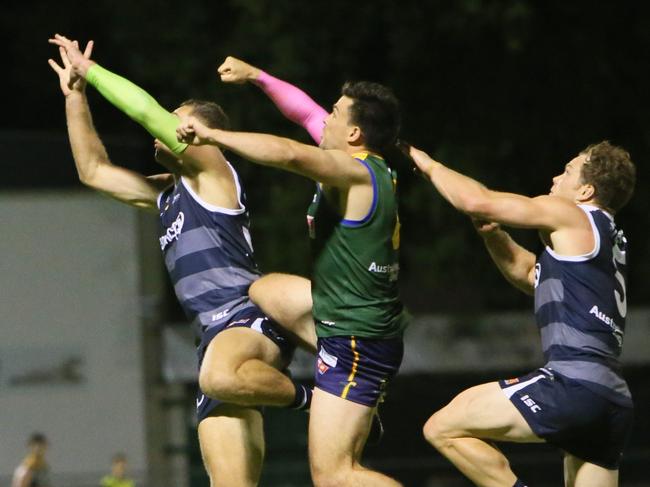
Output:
[534, 204, 631, 406]
[157, 163, 260, 335]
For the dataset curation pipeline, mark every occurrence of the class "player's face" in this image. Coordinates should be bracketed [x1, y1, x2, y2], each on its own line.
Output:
[154, 105, 193, 167]
[112, 459, 127, 477]
[30, 442, 47, 457]
[320, 96, 357, 150]
[153, 138, 175, 166]
[550, 153, 589, 201]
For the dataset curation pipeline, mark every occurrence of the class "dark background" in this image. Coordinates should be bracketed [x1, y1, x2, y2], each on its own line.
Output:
[3, 1, 648, 485]
[3, 0, 648, 314]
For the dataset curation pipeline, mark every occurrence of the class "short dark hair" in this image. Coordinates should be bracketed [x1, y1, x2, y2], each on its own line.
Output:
[180, 99, 230, 130]
[341, 81, 400, 153]
[112, 452, 127, 463]
[28, 432, 47, 446]
[580, 141, 636, 213]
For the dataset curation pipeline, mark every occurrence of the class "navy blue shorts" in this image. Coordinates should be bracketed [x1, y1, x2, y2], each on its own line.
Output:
[195, 306, 295, 422]
[500, 368, 634, 469]
[315, 336, 403, 407]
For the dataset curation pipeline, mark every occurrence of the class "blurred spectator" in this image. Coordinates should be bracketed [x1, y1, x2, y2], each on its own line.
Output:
[100, 453, 135, 487]
[12, 433, 52, 487]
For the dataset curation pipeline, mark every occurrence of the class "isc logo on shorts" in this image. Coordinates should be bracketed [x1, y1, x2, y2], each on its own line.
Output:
[520, 394, 542, 413]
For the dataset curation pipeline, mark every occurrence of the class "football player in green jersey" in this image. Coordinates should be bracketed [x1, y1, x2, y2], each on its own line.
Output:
[177, 80, 408, 487]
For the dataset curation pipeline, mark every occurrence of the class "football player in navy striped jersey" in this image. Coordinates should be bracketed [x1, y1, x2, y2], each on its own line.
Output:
[49, 36, 311, 487]
[406, 142, 635, 487]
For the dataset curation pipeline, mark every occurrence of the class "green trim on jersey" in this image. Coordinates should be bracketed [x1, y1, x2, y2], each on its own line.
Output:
[308, 152, 409, 339]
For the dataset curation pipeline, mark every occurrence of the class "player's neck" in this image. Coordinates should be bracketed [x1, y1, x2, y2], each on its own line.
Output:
[576, 199, 613, 215]
[345, 145, 382, 159]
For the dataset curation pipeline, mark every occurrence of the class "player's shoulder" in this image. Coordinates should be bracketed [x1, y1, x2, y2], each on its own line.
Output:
[532, 194, 577, 207]
[324, 149, 374, 183]
[533, 195, 588, 220]
[324, 148, 358, 162]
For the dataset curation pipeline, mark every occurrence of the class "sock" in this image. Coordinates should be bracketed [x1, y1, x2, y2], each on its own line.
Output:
[513, 480, 528, 487]
[288, 383, 312, 410]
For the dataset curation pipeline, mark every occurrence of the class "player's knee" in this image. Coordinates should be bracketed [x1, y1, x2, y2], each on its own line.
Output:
[310, 451, 350, 487]
[205, 467, 257, 487]
[204, 457, 259, 487]
[249, 274, 280, 306]
[248, 278, 264, 305]
[199, 367, 238, 401]
[422, 412, 451, 450]
[311, 463, 350, 487]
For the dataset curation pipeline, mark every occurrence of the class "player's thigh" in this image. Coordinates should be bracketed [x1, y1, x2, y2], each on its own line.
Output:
[308, 387, 374, 472]
[249, 273, 312, 322]
[200, 327, 285, 386]
[249, 273, 316, 349]
[564, 454, 618, 487]
[198, 404, 264, 487]
[426, 381, 542, 443]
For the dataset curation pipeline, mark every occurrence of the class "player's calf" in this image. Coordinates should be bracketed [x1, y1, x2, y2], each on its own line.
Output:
[199, 357, 312, 410]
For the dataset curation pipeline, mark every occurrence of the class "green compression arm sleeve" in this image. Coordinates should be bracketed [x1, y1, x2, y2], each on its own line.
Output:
[86, 64, 187, 154]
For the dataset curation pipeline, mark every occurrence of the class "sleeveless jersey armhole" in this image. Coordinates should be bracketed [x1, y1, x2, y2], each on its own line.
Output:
[341, 157, 378, 227]
[544, 205, 601, 262]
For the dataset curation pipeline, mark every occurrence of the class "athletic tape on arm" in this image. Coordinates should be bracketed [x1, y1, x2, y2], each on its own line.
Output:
[86, 64, 188, 154]
[255, 71, 327, 144]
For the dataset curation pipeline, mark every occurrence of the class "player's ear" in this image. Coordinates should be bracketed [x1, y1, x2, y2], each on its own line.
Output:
[347, 125, 362, 144]
[577, 183, 595, 202]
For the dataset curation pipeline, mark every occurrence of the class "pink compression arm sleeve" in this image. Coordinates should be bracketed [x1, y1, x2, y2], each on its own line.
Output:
[254, 71, 328, 144]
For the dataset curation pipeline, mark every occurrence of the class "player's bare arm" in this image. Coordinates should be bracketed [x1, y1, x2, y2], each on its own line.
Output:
[472, 219, 537, 295]
[408, 145, 584, 228]
[50, 34, 239, 210]
[50, 35, 198, 170]
[49, 39, 169, 210]
[64, 92, 172, 209]
[177, 117, 370, 188]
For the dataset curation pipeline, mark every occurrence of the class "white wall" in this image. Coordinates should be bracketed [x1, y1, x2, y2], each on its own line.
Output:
[277, 308, 650, 379]
[0, 192, 146, 480]
[400, 308, 650, 374]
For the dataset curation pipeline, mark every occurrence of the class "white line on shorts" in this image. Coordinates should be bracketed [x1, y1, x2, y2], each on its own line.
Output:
[502, 374, 547, 399]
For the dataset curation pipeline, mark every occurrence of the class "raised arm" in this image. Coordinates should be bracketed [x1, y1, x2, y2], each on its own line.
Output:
[49, 34, 187, 155]
[472, 219, 537, 295]
[406, 145, 581, 231]
[176, 117, 369, 188]
[49, 43, 171, 210]
[218, 56, 327, 143]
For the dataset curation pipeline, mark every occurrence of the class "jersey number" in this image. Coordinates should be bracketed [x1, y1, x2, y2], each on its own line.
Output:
[613, 236, 627, 318]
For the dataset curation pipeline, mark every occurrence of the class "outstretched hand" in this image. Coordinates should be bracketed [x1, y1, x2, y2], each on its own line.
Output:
[48, 39, 94, 96]
[217, 56, 260, 84]
[397, 140, 438, 178]
[176, 116, 214, 145]
[48, 34, 95, 80]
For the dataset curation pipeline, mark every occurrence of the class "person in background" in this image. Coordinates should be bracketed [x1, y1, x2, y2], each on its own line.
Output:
[100, 453, 135, 487]
[12, 433, 52, 487]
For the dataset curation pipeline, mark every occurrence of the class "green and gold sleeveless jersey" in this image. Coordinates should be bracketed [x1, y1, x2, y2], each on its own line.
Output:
[307, 152, 409, 339]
